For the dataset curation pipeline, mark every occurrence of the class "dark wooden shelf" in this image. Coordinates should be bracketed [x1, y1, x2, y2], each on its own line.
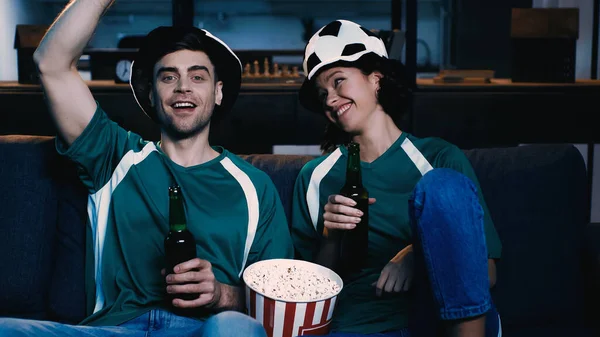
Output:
[2, 78, 599, 154]
[417, 78, 600, 91]
[0, 80, 304, 93]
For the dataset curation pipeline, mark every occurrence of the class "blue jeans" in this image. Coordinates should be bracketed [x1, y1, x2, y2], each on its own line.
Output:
[0, 309, 267, 337]
[320, 168, 501, 337]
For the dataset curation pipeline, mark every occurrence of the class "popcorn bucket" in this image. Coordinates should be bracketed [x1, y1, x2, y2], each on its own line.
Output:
[243, 259, 343, 337]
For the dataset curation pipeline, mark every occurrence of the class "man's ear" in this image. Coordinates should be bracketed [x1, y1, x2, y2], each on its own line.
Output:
[148, 85, 155, 107]
[214, 81, 224, 106]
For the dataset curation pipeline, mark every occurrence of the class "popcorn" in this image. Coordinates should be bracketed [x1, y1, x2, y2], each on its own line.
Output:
[244, 262, 341, 301]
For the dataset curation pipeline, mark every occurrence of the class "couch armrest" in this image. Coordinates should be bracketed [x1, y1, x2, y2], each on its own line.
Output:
[585, 223, 600, 265]
[583, 223, 600, 332]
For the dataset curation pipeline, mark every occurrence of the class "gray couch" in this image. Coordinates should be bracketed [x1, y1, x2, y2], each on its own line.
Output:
[0, 135, 598, 337]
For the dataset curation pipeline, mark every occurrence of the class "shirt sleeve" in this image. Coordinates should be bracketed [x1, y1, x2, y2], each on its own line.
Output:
[289, 163, 322, 262]
[436, 145, 503, 259]
[247, 175, 295, 265]
[55, 102, 145, 194]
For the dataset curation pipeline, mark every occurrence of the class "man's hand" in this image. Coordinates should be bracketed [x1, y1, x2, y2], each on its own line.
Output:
[372, 245, 414, 296]
[162, 258, 222, 308]
[323, 194, 376, 230]
[162, 258, 244, 311]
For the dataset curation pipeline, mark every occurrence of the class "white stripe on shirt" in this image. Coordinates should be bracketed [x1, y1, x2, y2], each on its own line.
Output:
[89, 141, 157, 314]
[400, 137, 433, 176]
[307, 148, 343, 231]
[220, 157, 259, 277]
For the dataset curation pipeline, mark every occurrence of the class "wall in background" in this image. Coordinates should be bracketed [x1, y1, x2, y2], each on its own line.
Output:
[5, 1, 595, 79]
[0, 0, 50, 80]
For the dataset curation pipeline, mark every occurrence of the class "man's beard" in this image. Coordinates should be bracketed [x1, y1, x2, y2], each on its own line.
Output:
[160, 108, 213, 140]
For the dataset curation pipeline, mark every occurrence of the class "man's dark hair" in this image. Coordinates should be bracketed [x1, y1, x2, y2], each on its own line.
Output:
[144, 31, 220, 85]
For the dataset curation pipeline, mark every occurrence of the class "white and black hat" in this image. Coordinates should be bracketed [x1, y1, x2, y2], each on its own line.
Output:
[299, 19, 403, 113]
[130, 26, 242, 122]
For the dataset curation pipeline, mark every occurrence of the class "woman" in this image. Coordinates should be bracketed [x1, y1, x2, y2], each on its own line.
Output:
[290, 19, 502, 337]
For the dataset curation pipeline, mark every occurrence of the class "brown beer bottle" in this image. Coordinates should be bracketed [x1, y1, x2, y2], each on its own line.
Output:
[339, 142, 369, 277]
[164, 185, 198, 301]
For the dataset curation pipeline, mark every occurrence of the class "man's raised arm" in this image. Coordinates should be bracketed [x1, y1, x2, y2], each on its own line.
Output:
[33, 0, 116, 146]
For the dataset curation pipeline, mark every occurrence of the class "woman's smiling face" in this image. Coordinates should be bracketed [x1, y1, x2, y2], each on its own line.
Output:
[315, 66, 381, 134]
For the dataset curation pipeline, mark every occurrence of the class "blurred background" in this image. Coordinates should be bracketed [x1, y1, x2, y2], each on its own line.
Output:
[0, 0, 599, 221]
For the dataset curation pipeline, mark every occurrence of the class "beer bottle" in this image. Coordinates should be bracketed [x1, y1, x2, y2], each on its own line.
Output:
[164, 185, 198, 301]
[339, 142, 369, 277]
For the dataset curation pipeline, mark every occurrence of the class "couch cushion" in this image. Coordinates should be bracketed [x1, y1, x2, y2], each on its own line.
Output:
[242, 154, 314, 226]
[0, 135, 87, 323]
[0, 136, 58, 319]
[464, 144, 588, 328]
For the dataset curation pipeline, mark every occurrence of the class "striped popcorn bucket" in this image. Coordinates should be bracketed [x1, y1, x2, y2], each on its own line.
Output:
[243, 259, 343, 337]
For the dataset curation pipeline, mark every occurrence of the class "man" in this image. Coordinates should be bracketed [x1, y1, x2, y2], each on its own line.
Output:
[0, 0, 292, 336]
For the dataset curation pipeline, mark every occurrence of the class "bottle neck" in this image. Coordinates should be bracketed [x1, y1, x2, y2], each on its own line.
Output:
[345, 143, 362, 187]
[169, 187, 187, 232]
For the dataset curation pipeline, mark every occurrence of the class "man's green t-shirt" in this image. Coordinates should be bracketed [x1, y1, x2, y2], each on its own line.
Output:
[290, 132, 501, 334]
[58, 104, 293, 326]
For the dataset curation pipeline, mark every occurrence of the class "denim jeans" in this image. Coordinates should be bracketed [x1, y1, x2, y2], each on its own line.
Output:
[408, 168, 501, 337]
[319, 168, 501, 337]
[0, 309, 267, 337]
